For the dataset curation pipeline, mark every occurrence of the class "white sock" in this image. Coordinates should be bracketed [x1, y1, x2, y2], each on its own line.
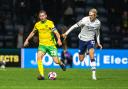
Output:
[91, 61, 96, 79]
[90, 61, 96, 67]
[92, 70, 96, 76]
[91, 62, 96, 73]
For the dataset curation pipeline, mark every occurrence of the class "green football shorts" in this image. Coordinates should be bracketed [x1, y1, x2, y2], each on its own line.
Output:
[38, 45, 58, 57]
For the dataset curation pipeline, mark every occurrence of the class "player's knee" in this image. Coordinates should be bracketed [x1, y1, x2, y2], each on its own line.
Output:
[79, 55, 84, 62]
[79, 58, 84, 62]
[89, 48, 94, 54]
[37, 57, 42, 61]
[55, 60, 59, 64]
[37, 54, 42, 60]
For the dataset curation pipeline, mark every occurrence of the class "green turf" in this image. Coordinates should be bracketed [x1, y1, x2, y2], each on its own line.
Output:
[0, 68, 128, 89]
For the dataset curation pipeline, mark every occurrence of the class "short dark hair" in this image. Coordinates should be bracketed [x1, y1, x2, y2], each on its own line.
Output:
[39, 10, 47, 15]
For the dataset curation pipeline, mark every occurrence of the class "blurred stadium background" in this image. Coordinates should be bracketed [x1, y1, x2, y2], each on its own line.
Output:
[0, 0, 128, 89]
[0, 0, 127, 48]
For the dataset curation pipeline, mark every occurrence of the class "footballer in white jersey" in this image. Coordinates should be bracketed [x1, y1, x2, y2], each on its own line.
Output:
[77, 16, 100, 42]
[62, 8, 103, 80]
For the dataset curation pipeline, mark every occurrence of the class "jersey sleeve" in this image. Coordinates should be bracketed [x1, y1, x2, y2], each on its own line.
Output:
[76, 18, 85, 27]
[49, 21, 57, 32]
[96, 22, 101, 30]
[33, 23, 38, 31]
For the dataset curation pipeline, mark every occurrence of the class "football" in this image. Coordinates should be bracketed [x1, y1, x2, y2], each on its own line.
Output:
[48, 72, 57, 80]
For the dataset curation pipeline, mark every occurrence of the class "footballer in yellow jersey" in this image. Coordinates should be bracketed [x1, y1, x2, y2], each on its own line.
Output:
[34, 20, 57, 46]
[24, 10, 66, 80]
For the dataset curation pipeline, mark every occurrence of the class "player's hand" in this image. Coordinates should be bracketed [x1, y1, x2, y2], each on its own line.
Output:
[62, 33, 67, 40]
[24, 40, 29, 47]
[57, 39, 62, 46]
[98, 44, 103, 50]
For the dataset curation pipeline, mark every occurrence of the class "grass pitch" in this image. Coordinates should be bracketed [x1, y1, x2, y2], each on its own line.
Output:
[0, 68, 128, 89]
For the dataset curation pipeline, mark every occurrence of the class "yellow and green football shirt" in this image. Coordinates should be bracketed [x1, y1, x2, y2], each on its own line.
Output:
[34, 20, 57, 46]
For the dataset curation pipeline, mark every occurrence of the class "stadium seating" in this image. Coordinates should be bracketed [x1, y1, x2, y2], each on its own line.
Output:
[0, 0, 127, 49]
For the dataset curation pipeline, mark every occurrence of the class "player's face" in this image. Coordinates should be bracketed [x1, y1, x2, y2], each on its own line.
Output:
[39, 13, 47, 21]
[89, 12, 96, 21]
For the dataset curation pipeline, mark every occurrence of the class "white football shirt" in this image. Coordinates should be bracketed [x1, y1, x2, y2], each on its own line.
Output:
[77, 16, 101, 42]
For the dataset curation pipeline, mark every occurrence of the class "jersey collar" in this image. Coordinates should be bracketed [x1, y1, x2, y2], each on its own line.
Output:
[41, 19, 47, 23]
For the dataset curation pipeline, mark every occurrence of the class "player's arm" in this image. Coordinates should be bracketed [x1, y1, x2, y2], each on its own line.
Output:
[24, 29, 37, 47]
[53, 28, 62, 46]
[62, 19, 84, 39]
[96, 23, 102, 49]
[62, 24, 79, 39]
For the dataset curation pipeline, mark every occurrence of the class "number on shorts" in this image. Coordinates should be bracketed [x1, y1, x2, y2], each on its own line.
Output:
[51, 50, 56, 56]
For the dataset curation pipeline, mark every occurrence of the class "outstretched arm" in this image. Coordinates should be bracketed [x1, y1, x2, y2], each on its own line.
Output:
[62, 24, 79, 39]
[62, 18, 85, 39]
[24, 29, 37, 47]
[65, 24, 79, 35]
[53, 29, 62, 46]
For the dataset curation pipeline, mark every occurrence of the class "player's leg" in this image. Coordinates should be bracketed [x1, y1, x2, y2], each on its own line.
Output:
[68, 57, 73, 68]
[37, 51, 45, 80]
[79, 54, 85, 62]
[79, 49, 89, 62]
[48, 46, 66, 71]
[37, 46, 46, 80]
[89, 48, 96, 80]
[52, 56, 66, 71]
[78, 39, 87, 62]
[88, 40, 97, 80]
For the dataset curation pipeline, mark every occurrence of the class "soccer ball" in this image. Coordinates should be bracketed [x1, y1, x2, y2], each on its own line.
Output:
[48, 72, 57, 80]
